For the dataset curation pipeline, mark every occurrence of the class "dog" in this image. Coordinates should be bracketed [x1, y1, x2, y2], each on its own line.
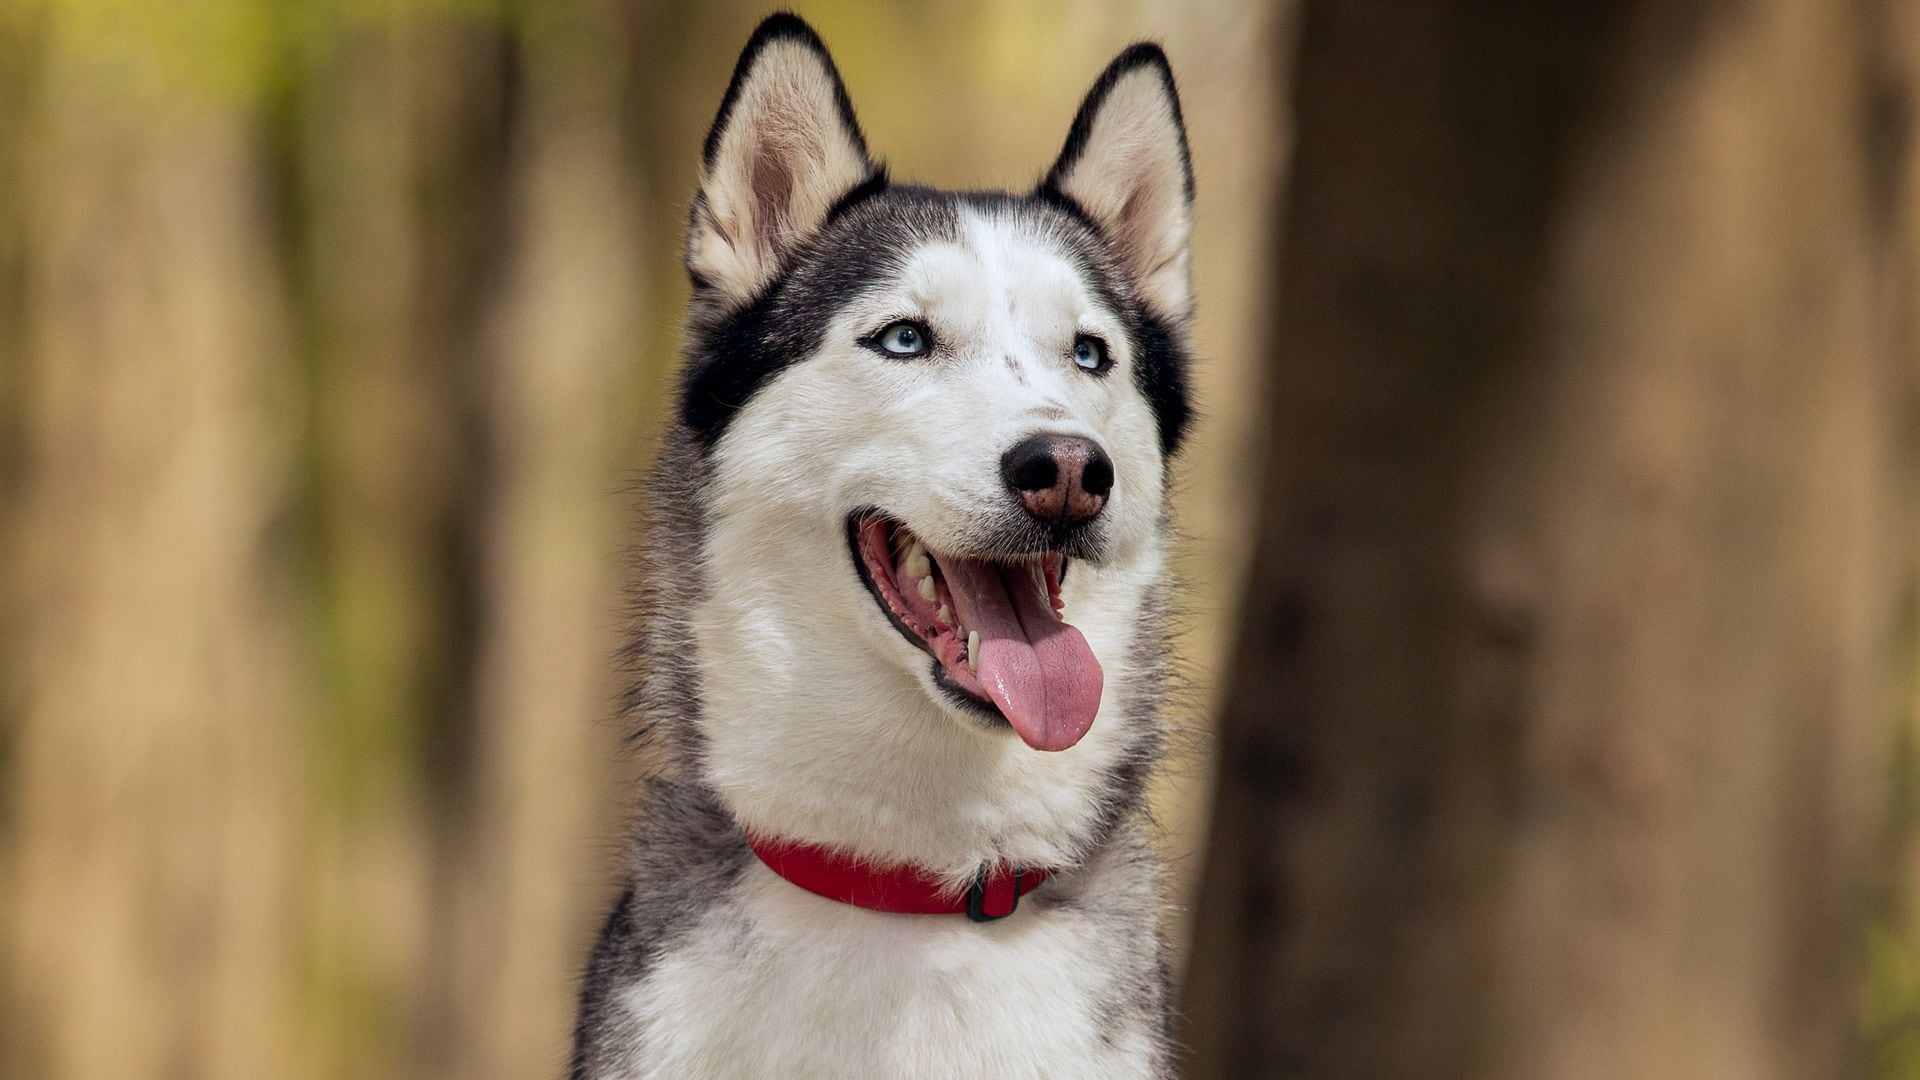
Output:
[571, 13, 1196, 1078]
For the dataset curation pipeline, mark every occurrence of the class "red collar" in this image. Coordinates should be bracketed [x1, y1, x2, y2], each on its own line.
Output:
[747, 834, 1050, 922]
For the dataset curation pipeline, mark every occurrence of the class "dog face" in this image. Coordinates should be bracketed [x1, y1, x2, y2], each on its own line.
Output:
[670, 16, 1193, 866]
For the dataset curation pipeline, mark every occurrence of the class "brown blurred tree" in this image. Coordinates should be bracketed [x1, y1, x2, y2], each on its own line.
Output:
[1183, 2, 1920, 1080]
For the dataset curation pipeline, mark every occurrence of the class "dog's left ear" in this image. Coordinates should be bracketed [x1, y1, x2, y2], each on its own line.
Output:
[1039, 45, 1194, 321]
[689, 14, 879, 305]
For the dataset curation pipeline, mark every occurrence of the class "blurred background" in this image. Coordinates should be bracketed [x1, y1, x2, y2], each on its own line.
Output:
[0, 1, 1915, 1079]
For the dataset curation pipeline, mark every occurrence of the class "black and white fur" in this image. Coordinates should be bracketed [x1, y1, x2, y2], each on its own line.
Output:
[572, 14, 1196, 1078]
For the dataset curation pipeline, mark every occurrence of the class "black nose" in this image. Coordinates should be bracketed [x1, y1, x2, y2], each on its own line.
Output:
[1000, 435, 1114, 526]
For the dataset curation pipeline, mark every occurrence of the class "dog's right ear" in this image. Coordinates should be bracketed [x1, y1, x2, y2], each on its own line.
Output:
[688, 14, 879, 305]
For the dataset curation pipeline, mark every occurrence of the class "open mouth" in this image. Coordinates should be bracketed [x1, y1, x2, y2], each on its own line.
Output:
[848, 512, 1104, 752]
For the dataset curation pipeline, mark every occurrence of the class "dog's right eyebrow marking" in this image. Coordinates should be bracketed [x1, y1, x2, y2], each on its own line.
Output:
[1004, 353, 1031, 386]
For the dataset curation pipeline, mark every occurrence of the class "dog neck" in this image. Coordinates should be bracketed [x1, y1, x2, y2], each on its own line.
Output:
[695, 677, 1149, 890]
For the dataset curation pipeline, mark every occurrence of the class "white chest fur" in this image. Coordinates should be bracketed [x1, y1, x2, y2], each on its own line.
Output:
[613, 864, 1157, 1079]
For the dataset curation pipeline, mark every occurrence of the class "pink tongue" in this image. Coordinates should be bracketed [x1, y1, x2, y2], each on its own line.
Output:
[939, 557, 1103, 752]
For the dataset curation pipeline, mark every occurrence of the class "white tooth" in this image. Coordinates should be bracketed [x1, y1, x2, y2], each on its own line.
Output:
[935, 604, 952, 626]
[967, 631, 980, 672]
[904, 546, 930, 579]
[917, 576, 937, 602]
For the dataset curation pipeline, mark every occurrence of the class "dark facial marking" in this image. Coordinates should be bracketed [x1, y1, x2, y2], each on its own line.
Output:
[1132, 308, 1192, 455]
[1054, 220, 1194, 456]
[679, 190, 959, 448]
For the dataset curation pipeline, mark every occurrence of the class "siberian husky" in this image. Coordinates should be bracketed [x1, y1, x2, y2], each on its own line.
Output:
[571, 13, 1197, 1078]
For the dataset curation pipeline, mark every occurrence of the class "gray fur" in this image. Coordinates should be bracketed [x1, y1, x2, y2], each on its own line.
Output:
[570, 778, 748, 1078]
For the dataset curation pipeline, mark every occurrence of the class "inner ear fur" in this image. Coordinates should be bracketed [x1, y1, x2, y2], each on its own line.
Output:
[689, 15, 880, 304]
[1039, 44, 1195, 321]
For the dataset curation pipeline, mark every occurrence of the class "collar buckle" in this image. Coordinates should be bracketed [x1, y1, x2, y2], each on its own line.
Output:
[965, 865, 1025, 922]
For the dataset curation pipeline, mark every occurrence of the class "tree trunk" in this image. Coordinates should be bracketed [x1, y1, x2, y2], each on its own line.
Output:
[0, 43, 302, 1080]
[1182, 2, 1920, 1079]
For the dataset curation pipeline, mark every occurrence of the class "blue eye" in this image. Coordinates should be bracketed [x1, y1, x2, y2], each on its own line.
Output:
[872, 321, 932, 357]
[1072, 335, 1109, 373]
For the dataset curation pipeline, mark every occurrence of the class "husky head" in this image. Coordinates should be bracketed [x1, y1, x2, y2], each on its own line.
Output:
[648, 14, 1194, 876]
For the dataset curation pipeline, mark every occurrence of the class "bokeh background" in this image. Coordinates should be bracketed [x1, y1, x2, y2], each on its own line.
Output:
[0, 2, 1915, 1079]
